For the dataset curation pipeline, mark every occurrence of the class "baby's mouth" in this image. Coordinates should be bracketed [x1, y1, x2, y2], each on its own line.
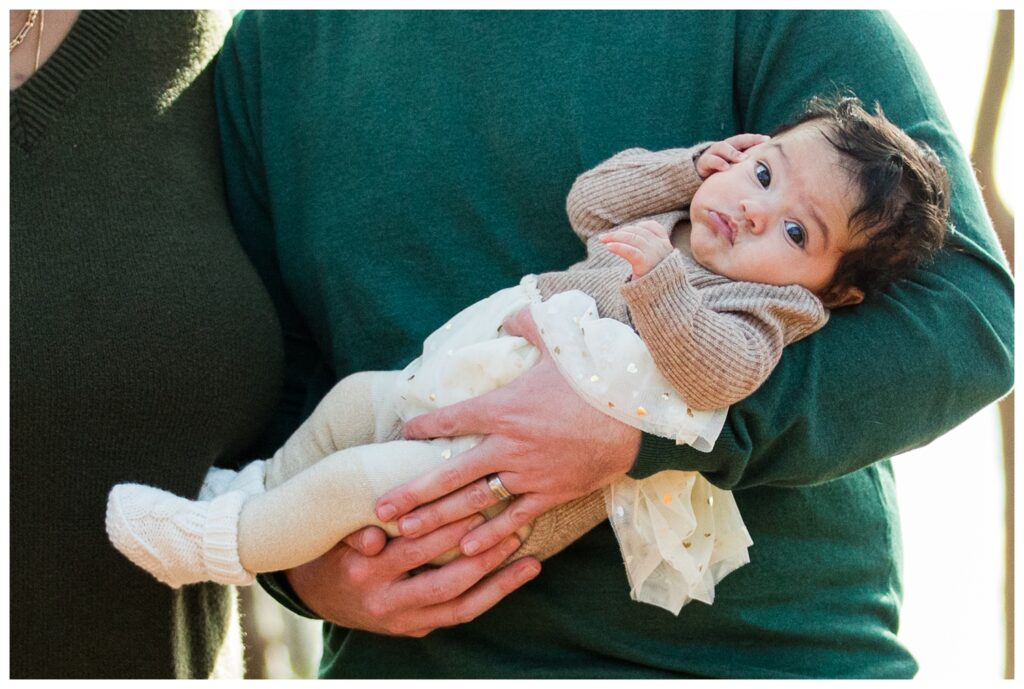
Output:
[708, 210, 736, 245]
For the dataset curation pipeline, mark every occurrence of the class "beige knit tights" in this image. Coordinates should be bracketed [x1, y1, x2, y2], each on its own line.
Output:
[236, 370, 607, 574]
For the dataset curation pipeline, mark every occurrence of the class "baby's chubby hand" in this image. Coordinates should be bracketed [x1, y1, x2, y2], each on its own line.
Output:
[599, 220, 674, 279]
[695, 133, 771, 179]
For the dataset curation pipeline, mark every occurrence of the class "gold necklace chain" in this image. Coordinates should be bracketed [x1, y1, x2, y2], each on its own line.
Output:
[9, 9, 40, 53]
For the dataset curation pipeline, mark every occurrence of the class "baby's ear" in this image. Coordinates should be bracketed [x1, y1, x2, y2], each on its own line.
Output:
[821, 285, 864, 309]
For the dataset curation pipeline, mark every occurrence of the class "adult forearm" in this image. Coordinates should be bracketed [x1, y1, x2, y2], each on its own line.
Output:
[629, 251, 1014, 489]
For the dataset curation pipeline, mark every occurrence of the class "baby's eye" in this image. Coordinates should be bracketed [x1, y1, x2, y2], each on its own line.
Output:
[785, 221, 806, 248]
[755, 162, 771, 188]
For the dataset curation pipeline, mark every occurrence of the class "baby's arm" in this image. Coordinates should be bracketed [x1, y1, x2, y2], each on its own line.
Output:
[566, 146, 704, 240]
[620, 252, 827, 411]
[566, 135, 768, 241]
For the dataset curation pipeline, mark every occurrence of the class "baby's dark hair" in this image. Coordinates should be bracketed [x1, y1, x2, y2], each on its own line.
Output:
[774, 95, 950, 307]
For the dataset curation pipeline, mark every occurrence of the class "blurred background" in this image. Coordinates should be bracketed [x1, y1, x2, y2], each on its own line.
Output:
[887, 7, 1014, 681]
[237, 9, 1016, 680]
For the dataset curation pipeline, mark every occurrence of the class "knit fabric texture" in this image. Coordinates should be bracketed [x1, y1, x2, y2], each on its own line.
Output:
[217, 10, 1013, 679]
[536, 145, 828, 410]
[10, 10, 282, 678]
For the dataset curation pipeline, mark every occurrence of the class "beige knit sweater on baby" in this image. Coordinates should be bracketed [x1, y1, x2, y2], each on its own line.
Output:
[516, 144, 828, 562]
[539, 144, 828, 410]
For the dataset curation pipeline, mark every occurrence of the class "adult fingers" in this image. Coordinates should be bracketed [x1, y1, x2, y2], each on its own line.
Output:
[342, 525, 388, 556]
[380, 513, 486, 573]
[376, 441, 496, 521]
[283, 541, 353, 623]
[384, 533, 525, 614]
[402, 389, 499, 441]
[396, 556, 542, 637]
[460, 492, 550, 556]
[499, 306, 545, 351]
[446, 556, 542, 623]
[396, 476, 503, 538]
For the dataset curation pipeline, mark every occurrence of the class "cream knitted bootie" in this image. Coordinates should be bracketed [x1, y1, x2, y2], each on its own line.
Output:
[106, 484, 254, 589]
[198, 460, 268, 501]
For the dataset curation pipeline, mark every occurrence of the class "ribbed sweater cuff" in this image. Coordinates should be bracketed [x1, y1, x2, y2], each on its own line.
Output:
[257, 572, 322, 621]
[630, 431, 727, 480]
[630, 433, 686, 479]
[620, 249, 701, 332]
[658, 144, 707, 200]
[630, 428, 748, 489]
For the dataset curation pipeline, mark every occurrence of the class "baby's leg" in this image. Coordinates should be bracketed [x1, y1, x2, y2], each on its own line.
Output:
[237, 440, 449, 574]
[106, 438, 442, 588]
[264, 370, 402, 490]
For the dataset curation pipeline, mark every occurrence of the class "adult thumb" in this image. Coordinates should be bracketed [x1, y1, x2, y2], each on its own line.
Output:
[501, 306, 546, 352]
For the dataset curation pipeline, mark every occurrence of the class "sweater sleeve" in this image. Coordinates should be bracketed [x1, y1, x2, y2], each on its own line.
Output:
[620, 251, 827, 411]
[627, 10, 1014, 490]
[565, 145, 708, 240]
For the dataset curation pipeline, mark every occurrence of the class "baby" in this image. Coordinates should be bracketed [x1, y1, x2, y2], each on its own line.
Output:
[106, 95, 949, 614]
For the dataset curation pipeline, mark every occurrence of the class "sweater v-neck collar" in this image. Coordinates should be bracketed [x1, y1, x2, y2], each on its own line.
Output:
[10, 10, 130, 151]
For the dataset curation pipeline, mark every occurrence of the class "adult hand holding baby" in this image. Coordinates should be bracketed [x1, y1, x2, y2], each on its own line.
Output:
[287, 514, 539, 637]
[376, 307, 642, 558]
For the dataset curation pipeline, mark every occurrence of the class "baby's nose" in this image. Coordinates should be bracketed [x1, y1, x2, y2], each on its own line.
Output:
[739, 200, 766, 235]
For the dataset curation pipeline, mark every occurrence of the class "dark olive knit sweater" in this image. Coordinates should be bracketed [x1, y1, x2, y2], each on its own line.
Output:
[10, 10, 282, 678]
[221, 10, 1013, 678]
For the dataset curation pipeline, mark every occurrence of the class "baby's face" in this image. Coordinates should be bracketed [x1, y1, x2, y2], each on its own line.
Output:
[689, 123, 860, 297]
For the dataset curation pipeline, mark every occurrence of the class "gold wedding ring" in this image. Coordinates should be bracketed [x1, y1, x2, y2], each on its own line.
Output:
[487, 474, 514, 501]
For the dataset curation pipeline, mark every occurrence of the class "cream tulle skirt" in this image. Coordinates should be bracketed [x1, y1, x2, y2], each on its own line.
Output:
[394, 276, 751, 614]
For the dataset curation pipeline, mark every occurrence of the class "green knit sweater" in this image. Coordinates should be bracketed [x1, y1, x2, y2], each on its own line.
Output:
[10, 11, 282, 678]
[216, 10, 1013, 679]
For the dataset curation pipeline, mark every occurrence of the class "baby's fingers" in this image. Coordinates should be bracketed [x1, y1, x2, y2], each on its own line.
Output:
[602, 240, 642, 261]
[707, 141, 748, 164]
[698, 154, 731, 176]
[600, 229, 643, 248]
[696, 150, 735, 179]
[723, 133, 770, 152]
[607, 220, 668, 241]
[602, 241, 646, 275]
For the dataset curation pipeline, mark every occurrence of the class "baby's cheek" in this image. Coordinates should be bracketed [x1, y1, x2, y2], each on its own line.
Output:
[688, 229, 715, 268]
